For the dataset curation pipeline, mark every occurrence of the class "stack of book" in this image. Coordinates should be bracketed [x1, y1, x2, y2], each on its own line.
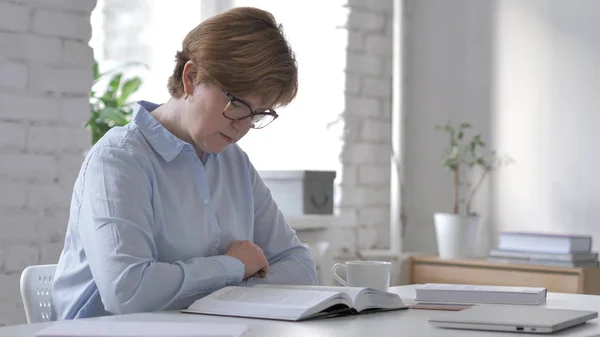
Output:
[487, 232, 599, 268]
[414, 283, 547, 305]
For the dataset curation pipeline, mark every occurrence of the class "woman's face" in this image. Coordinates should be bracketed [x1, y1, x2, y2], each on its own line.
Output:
[182, 62, 270, 154]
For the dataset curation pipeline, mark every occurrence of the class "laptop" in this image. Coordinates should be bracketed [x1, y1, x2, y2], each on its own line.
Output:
[427, 305, 598, 334]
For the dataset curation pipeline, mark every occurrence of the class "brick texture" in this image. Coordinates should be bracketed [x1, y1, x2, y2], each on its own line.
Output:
[340, 0, 393, 250]
[0, 2, 30, 33]
[0, 0, 96, 326]
[32, 10, 93, 41]
[0, 61, 28, 89]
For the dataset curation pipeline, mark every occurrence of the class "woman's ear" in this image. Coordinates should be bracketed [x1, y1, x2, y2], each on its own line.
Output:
[182, 61, 198, 97]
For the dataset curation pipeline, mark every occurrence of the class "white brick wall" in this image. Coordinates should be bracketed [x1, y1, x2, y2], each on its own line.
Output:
[340, 0, 394, 250]
[0, 0, 96, 325]
[0, 61, 28, 89]
[32, 10, 93, 41]
[0, 2, 30, 33]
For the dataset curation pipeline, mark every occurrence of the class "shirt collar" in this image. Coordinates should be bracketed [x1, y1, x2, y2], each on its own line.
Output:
[132, 101, 220, 163]
[132, 101, 187, 162]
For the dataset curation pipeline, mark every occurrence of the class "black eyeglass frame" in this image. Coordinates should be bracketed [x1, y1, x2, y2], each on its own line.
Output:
[220, 89, 279, 129]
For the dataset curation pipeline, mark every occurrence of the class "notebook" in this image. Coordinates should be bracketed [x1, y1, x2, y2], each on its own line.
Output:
[427, 305, 598, 333]
[415, 283, 547, 305]
[181, 284, 407, 321]
[488, 248, 599, 263]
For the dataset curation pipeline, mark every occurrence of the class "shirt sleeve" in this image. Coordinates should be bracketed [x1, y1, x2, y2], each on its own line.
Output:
[77, 146, 245, 315]
[241, 155, 319, 286]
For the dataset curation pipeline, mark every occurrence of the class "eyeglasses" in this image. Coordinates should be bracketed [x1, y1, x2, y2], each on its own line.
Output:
[221, 89, 278, 129]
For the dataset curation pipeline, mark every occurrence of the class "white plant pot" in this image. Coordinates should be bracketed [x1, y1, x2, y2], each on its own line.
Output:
[434, 213, 479, 259]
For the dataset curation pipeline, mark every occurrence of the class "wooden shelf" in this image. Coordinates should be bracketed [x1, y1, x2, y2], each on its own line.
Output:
[408, 255, 600, 295]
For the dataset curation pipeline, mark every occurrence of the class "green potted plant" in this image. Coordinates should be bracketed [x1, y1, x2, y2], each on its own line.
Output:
[434, 122, 513, 259]
[87, 60, 144, 145]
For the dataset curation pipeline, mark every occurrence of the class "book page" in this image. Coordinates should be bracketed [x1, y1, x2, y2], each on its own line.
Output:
[186, 286, 346, 321]
[34, 321, 248, 337]
[352, 290, 406, 312]
[214, 286, 332, 306]
[252, 284, 364, 304]
[253, 285, 407, 313]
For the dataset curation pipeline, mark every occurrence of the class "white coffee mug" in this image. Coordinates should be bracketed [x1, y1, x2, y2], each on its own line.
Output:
[331, 260, 392, 291]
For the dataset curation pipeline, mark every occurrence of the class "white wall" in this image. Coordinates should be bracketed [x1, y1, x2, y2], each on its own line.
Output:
[401, 0, 495, 254]
[0, 0, 96, 325]
[401, 0, 600, 255]
[491, 0, 600, 248]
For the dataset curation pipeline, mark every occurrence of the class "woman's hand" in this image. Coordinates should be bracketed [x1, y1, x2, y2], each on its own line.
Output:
[225, 240, 269, 279]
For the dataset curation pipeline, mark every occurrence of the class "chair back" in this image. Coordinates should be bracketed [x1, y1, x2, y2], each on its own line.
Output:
[20, 264, 57, 323]
[305, 241, 332, 285]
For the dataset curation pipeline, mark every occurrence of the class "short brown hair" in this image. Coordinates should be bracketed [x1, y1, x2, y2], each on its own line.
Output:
[167, 7, 298, 108]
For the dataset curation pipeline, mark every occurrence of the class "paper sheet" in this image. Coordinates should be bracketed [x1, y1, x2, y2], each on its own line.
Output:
[34, 320, 248, 337]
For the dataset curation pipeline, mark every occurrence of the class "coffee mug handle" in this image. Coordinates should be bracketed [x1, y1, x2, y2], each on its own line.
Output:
[331, 263, 348, 286]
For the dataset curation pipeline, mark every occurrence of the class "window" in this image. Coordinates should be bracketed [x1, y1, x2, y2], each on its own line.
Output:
[90, 0, 348, 175]
[90, 0, 202, 103]
[232, 0, 348, 175]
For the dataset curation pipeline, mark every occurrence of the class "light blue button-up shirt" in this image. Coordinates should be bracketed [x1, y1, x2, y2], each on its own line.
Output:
[51, 101, 318, 320]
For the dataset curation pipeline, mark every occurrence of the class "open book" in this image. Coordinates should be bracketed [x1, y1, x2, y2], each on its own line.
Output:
[181, 284, 407, 321]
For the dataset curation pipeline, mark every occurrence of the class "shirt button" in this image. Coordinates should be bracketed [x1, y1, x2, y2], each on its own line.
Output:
[203, 199, 209, 205]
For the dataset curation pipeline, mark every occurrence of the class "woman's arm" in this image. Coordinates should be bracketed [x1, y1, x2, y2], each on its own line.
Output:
[241, 155, 319, 286]
[77, 146, 245, 314]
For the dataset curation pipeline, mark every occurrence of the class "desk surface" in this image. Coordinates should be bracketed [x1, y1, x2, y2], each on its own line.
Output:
[2, 285, 599, 337]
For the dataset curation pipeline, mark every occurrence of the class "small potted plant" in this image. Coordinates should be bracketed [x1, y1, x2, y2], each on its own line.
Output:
[434, 122, 513, 259]
[87, 60, 144, 145]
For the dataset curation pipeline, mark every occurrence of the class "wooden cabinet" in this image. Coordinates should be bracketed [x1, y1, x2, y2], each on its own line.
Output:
[408, 256, 600, 295]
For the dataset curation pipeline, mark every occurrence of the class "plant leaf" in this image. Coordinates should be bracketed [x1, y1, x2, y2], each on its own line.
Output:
[98, 107, 129, 126]
[108, 73, 122, 95]
[116, 77, 142, 106]
[92, 61, 100, 81]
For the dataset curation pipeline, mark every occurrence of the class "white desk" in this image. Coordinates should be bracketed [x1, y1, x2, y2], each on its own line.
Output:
[2, 285, 599, 337]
